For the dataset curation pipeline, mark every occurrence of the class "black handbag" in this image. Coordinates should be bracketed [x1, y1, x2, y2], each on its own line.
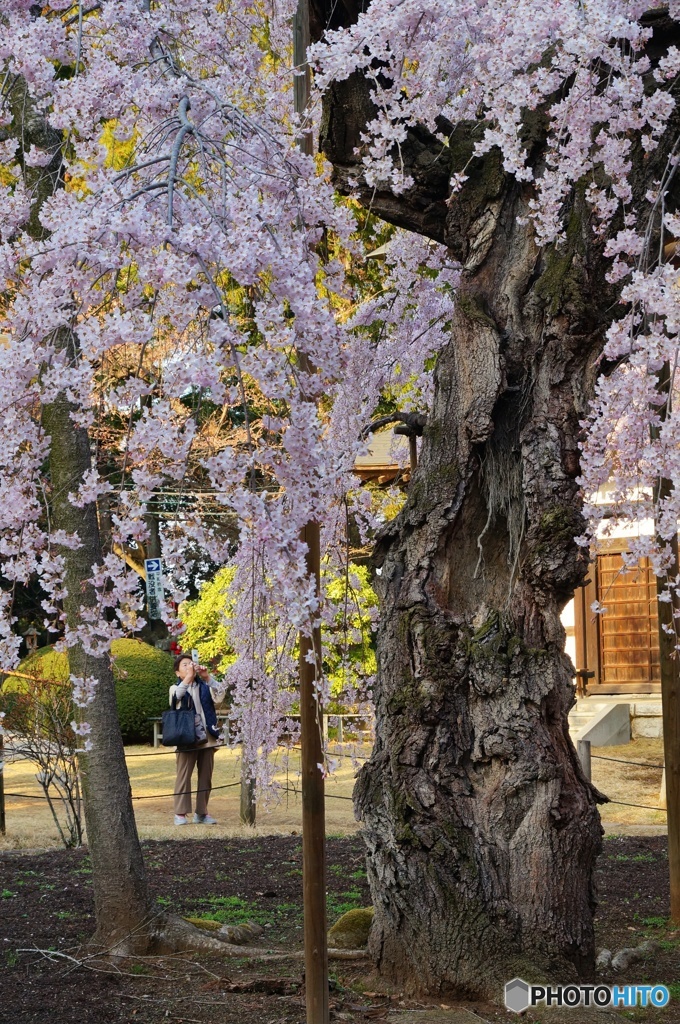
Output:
[161, 694, 197, 747]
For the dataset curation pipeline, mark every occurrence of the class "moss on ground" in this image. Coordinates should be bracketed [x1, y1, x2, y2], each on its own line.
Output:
[328, 906, 374, 949]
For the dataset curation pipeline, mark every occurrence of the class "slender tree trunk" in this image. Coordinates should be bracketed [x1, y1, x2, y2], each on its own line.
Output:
[7, 67, 261, 962]
[315, 10, 680, 997]
[42, 331, 156, 952]
[5, 73, 158, 953]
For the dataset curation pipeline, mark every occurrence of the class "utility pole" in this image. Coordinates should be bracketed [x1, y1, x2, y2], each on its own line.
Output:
[294, 2, 329, 1019]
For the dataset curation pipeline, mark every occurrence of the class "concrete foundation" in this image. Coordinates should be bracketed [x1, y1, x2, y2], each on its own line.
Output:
[569, 695, 663, 743]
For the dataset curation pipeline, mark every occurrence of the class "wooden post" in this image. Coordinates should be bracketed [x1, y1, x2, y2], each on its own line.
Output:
[652, 358, 680, 922]
[0, 669, 6, 835]
[577, 739, 591, 782]
[408, 433, 418, 473]
[294, 0, 312, 159]
[240, 764, 256, 826]
[0, 732, 5, 835]
[655, 535, 680, 922]
[299, 521, 328, 1024]
[294, 3, 329, 1020]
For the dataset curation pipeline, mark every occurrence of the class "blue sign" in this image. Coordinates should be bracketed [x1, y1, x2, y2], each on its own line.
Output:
[144, 558, 164, 619]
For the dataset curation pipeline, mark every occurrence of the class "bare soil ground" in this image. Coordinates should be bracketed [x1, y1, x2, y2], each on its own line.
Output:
[0, 834, 678, 1024]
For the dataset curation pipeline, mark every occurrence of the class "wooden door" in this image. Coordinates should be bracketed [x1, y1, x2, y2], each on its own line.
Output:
[596, 551, 660, 692]
[573, 547, 661, 694]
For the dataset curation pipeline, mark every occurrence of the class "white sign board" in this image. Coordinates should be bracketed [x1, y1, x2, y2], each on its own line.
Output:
[144, 558, 164, 620]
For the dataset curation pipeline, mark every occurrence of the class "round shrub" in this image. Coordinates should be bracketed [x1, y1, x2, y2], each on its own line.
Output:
[3, 639, 176, 744]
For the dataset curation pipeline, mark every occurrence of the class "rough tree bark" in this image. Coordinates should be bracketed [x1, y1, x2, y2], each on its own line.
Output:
[315, 6, 680, 997]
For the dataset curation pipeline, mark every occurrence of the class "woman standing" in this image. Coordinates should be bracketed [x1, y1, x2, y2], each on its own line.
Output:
[170, 654, 226, 825]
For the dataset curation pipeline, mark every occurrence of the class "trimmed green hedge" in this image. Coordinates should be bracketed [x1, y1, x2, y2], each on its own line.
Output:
[4, 639, 176, 744]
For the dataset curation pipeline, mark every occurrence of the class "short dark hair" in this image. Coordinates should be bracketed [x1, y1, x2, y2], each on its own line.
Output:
[173, 654, 193, 673]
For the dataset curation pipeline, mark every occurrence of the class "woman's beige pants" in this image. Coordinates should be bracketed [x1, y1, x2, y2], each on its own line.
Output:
[173, 748, 216, 815]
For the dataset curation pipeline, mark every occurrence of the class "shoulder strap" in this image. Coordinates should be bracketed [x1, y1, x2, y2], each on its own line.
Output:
[171, 692, 195, 712]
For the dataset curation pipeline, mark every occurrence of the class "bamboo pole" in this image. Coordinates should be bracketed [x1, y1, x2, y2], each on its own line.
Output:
[294, 3, 329, 1018]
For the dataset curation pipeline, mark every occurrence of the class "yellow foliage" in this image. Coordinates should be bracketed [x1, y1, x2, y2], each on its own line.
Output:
[100, 120, 137, 171]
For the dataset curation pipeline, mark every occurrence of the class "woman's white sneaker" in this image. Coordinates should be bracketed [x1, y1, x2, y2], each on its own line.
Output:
[193, 813, 217, 824]
[174, 814, 188, 825]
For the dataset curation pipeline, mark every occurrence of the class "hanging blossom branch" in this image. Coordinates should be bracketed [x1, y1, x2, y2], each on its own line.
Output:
[0, 1, 456, 781]
[579, 142, 680, 645]
[314, 2, 680, 628]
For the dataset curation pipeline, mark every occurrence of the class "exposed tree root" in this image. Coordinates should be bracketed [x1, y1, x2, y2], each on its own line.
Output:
[149, 913, 267, 956]
[89, 913, 370, 961]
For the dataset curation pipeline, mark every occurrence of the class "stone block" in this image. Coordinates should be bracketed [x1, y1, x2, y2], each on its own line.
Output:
[632, 716, 663, 738]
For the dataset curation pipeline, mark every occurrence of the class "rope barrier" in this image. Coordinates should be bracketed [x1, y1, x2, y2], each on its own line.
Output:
[4, 791, 48, 800]
[124, 748, 181, 758]
[591, 754, 665, 769]
[288, 745, 370, 762]
[607, 799, 667, 813]
[131, 781, 242, 801]
[278, 785, 354, 802]
[1, 788, 667, 813]
[4, 781, 243, 803]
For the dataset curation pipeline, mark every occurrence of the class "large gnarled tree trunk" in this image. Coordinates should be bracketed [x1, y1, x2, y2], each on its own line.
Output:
[316, 6, 680, 997]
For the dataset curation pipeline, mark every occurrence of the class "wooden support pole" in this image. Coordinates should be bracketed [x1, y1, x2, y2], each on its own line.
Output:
[408, 433, 418, 474]
[299, 521, 328, 1024]
[655, 535, 680, 922]
[294, 0, 312, 161]
[652, 359, 680, 923]
[0, 732, 5, 835]
[294, 4, 329, 1020]
[239, 764, 256, 826]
